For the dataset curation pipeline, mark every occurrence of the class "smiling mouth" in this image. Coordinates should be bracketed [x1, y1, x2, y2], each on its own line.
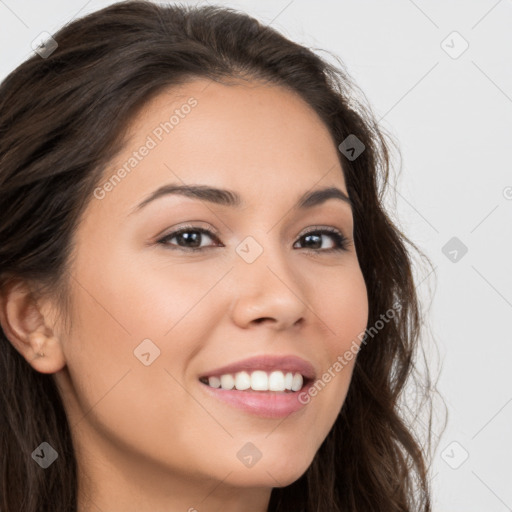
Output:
[199, 370, 309, 393]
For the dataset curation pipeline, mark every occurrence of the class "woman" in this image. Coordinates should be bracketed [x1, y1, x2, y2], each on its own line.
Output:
[0, 2, 434, 511]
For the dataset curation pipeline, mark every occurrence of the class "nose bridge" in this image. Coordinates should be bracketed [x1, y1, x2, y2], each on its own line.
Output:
[227, 230, 308, 328]
[235, 229, 292, 286]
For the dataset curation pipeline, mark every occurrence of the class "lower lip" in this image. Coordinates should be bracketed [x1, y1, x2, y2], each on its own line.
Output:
[199, 381, 312, 418]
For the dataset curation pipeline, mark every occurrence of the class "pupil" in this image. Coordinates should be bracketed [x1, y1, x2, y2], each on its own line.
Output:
[304, 234, 321, 249]
[179, 232, 201, 247]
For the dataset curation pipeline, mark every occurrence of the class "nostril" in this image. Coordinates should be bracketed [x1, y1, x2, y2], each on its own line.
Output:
[253, 317, 274, 324]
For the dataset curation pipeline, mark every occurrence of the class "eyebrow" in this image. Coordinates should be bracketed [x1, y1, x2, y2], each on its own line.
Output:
[130, 183, 352, 214]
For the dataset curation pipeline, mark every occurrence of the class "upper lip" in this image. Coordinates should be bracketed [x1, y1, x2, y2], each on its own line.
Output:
[198, 354, 317, 381]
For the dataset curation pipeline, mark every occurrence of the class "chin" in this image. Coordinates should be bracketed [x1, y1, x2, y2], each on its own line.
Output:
[222, 452, 313, 488]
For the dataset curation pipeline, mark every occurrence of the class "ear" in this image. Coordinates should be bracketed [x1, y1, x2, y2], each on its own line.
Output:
[0, 279, 66, 374]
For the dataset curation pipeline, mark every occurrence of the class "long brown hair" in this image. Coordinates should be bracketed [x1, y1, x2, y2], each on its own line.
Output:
[0, 2, 436, 510]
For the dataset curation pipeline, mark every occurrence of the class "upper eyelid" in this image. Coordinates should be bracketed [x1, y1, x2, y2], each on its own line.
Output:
[159, 224, 346, 237]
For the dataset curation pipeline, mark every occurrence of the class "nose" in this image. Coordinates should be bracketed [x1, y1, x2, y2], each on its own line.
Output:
[227, 243, 308, 331]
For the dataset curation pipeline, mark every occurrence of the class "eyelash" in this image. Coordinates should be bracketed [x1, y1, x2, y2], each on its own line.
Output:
[156, 225, 349, 254]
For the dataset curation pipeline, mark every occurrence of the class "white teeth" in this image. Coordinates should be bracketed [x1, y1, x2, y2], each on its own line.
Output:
[284, 372, 293, 390]
[203, 370, 305, 392]
[251, 370, 268, 390]
[220, 374, 235, 390]
[208, 376, 221, 388]
[268, 371, 285, 391]
[291, 373, 303, 392]
[234, 371, 251, 390]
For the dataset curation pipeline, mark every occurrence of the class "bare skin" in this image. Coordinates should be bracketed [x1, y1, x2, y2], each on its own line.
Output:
[1, 78, 368, 511]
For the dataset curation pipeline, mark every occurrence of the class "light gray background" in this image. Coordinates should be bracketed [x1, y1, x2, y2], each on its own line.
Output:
[1, 1, 511, 510]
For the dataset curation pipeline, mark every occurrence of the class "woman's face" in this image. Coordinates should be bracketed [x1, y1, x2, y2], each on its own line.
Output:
[52, 79, 368, 505]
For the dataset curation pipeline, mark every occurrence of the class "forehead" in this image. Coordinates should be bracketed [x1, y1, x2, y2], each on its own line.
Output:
[96, 78, 348, 215]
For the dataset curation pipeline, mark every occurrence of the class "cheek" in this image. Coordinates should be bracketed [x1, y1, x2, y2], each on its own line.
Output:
[70, 237, 223, 342]
[60, 242, 225, 424]
[305, 265, 368, 434]
[59, 254, 222, 474]
[320, 264, 369, 347]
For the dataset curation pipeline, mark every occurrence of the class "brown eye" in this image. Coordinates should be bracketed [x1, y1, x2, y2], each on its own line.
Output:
[157, 227, 221, 252]
[294, 228, 349, 253]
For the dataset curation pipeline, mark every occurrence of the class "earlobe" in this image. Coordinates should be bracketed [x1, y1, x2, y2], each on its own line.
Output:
[0, 279, 66, 374]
